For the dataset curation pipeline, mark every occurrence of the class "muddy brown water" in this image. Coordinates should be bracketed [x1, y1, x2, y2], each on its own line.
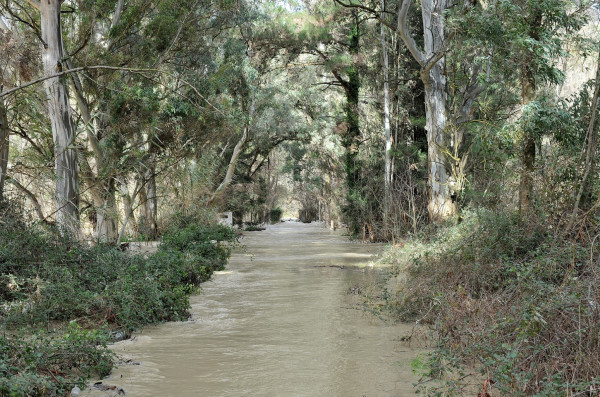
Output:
[84, 222, 424, 396]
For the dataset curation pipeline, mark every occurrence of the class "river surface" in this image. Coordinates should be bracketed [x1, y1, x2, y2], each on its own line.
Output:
[84, 222, 423, 396]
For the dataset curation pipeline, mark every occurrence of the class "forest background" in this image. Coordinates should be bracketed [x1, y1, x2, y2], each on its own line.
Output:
[1, 0, 600, 395]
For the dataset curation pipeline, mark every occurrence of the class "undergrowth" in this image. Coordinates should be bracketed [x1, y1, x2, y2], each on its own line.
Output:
[0, 201, 237, 396]
[385, 208, 600, 396]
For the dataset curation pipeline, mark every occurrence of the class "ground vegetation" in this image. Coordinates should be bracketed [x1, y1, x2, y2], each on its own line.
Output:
[1, 0, 600, 394]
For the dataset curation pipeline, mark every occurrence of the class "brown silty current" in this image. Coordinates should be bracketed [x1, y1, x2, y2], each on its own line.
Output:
[83, 222, 424, 396]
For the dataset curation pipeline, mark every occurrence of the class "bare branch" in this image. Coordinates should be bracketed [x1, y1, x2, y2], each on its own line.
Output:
[397, 0, 426, 66]
[110, 0, 124, 29]
[0, 65, 226, 117]
[25, 0, 40, 11]
[314, 49, 350, 94]
[7, 177, 50, 224]
[422, 31, 456, 75]
[333, 0, 396, 31]
[0, 65, 156, 97]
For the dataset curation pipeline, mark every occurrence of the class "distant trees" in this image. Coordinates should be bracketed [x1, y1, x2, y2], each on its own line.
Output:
[0, 0, 598, 242]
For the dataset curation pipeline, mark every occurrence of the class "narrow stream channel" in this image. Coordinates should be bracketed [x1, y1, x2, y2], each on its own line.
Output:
[84, 222, 424, 396]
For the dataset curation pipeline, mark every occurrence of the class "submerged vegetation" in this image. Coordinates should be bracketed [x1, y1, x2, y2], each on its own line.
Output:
[0, 200, 237, 395]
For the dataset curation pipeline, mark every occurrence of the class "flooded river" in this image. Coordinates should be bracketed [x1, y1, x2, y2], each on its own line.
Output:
[84, 222, 423, 396]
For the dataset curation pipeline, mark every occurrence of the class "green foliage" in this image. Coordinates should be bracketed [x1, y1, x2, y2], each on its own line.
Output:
[516, 95, 575, 142]
[386, 209, 600, 394]
[0, 201, 237, 394]
[0, 323, 113, 396]
[269, 207, 283, 223]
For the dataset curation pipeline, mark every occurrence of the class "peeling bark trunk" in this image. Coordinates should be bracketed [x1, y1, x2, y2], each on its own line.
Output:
[398, 0, 455, 221]
[421, 0, 455, 221]
[95, 178, 119, 243]
[70, 74, 119, 243]
[118, 177, 137, 236]
[0, 99, 8, 201]
[65, 0, 125, 243]
[40, 0, 79, 235]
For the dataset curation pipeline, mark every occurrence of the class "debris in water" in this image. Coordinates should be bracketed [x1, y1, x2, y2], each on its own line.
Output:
[93, 382, 126, 395]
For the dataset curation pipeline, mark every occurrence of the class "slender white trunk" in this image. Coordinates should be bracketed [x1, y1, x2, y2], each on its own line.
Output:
[0, 98, 8, 200]
[209, 98, 255, 205]
[397, 0, 456, 221]
[381, 0, 393, 198]
[40, 0, 79, 234]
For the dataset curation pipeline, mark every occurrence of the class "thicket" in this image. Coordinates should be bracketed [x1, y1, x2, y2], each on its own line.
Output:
[385, 208, 600, 395]
[0, 201, 237, 396]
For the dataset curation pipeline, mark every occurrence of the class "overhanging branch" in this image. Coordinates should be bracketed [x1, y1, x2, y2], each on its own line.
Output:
[397, 0, 426, 66]
[333, 0, 396, 31]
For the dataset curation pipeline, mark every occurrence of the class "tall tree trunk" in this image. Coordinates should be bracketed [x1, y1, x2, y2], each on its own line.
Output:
[421, 0, 454, 221]
[65, 0, 126, 243]
[381, 0, 393, 212]
[118, 177, 137, 237]
[518, 12, 542, 214]
[95, 179, 119, 243]
[519, 65, 537, 213]
[209, 98, 255, 205]
[69, 68, 120, 243]
[343, 11, 362, 235]
[139, 185, 149, 235]
[398, 0, 455, 222]
[144, 161, 158, 239]
[0, 98, 8, 201]
[40, 0, 79, 235]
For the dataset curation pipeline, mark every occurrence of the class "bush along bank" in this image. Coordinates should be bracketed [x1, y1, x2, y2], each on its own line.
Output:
[384, 209, 600, 396]
[0, 202, 238, 396]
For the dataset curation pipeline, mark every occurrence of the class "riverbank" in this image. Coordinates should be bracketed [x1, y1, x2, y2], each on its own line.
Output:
[82, 222, 426, 397]
[0, 203, 237, 396]
[380, 209, 600, 395]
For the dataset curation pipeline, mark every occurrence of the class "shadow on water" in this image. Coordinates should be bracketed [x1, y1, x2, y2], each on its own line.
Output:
[84, 222, 425, 397]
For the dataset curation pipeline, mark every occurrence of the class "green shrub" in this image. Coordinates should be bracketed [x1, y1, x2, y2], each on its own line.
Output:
[269, 207, 283, 223]
[386, 209, 600, 395]
[0, 200, 238, 394]
[0, 322, 113, 396]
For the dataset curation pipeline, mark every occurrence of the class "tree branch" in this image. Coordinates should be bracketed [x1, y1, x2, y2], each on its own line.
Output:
[0, 65, 157, 98]
[397, 0, 426, 66]
[0, 65, 226, 117]
[333, 0, 396, 31]
[422, 31, 456, 75]
[314, 49, 350, 94]
[25, 0, 40, 11]
[7, 177, 51, 224]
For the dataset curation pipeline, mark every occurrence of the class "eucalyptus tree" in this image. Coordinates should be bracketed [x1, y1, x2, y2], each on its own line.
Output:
[335, 0, 470, 221]
[2, 0, 82, 234]
[0, 99, 7, 201]
[0, 26, 8, 199]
